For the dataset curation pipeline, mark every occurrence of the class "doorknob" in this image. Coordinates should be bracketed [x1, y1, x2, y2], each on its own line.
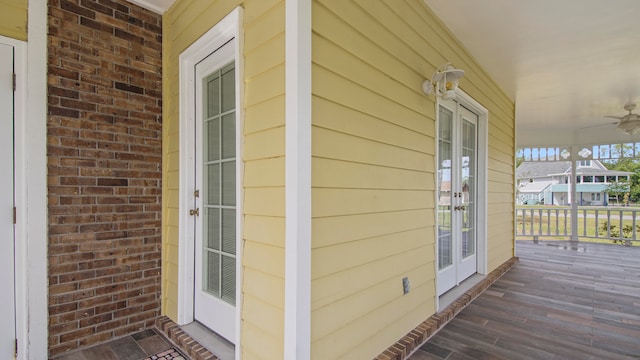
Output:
[189, 208, 200, 216]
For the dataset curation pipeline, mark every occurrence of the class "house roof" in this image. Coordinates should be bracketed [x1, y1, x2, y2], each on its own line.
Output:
[519, 180, 553, 193]
[516, 162, 571, 179]
[517, 161, 632, 179]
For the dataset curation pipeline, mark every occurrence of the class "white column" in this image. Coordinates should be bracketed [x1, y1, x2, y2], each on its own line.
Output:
[570, 147, 579, 241]
[284, 0, 312, 359]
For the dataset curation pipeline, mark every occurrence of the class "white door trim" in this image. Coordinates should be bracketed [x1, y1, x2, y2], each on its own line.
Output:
[4, 0, 49, 357]
[178, 6, 244, 357]
[284, 0, 312, 359]
[0, 38, 17, 360]
[434, 89, 488, 307]
[2, 0, 50, 358]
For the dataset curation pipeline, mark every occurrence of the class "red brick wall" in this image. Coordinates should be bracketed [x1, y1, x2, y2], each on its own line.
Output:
[47, 0, 162, 356]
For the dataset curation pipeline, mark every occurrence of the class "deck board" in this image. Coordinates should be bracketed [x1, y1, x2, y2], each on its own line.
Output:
[409, 241, 640, 360]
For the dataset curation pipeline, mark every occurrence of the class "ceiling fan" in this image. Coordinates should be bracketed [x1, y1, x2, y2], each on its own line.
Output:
[606, 102, 640, 135]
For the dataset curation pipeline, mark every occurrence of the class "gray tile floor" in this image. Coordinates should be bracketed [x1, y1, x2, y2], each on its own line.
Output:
[52, 329, 186, 360]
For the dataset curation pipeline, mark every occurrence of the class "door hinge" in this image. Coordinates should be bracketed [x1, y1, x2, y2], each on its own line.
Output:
[13, 207, 16, 224]
[14, 338, 17, 357]
[194, 189, 200, 198]
[12, 73, 16, 92]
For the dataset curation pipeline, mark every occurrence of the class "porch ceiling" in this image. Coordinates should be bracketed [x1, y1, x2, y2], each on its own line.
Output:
[135, 0, 640, 148]
[424, 0, 640, 148]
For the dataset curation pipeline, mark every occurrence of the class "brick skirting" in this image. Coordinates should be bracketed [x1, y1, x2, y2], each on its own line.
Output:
[374, 257, 520, 360]
[156, 317, 219, 360]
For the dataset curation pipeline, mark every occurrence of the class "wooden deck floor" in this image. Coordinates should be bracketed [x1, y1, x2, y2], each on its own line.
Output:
[410, 240, 640, 360]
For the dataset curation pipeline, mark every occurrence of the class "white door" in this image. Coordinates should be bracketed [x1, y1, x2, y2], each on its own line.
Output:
[192, 39, 238, 343]
[437, 100, 478, 295]
[0, 42, 16, 358]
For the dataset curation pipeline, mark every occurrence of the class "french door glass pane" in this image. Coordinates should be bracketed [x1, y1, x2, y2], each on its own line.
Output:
[207, 76, 220, 117]
[207, 119, 219, 161]
[462, 119, 476, 258]
[207, 164, 220, 205]
[202, 61, 236, 305]
[221, 161, 235, 206]
[221, 256, 236, 303]
[221, 113, 235, 158]
[221, 208, 236, 254]
[438, 106, 453, 270]
[207, 208, 219, 250]
[221, 65, 235, 113]
[206, 252, 220, 297]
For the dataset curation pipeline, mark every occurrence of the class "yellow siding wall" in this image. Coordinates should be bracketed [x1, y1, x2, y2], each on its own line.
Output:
[310, 0, 515, 358]
[0, 0, 27, 41]
[162, 1, 286, 359]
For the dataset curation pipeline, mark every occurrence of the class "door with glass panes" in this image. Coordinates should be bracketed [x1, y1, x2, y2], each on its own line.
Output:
[436, 99, 478, 296]
[193, 39, 238, 343]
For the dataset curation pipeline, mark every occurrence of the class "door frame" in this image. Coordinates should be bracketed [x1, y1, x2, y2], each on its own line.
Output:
[192, 39, 238, 342]
[20, 1, 49, 358]
[2, 25, 48, 358]
[177, 6, 244, 352]
[434, 89, 488, 303]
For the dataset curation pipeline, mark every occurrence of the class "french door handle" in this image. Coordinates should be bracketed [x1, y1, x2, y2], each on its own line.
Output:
[189, 208, 200, 216]
[454, 205, 466, 211]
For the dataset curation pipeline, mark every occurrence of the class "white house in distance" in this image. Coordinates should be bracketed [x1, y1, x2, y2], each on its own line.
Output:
[517, 160, 632, 206]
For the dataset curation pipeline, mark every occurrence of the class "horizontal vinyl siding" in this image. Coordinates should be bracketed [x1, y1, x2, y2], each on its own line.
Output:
[242, 2, 286, 358]
[310, 0, 515, 359]
[0, 0, 26, 41]
[163, 0, 286, 358]
[311, 1, 435, 358]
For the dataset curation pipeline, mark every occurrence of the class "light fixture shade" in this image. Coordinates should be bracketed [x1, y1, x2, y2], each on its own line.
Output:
[424, 63, 465, 100]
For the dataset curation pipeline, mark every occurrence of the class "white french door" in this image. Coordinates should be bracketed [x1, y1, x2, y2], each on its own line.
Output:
[437, 99, 479, 296]
[192, 39, 239, 343]
[0, 42, 16, 358]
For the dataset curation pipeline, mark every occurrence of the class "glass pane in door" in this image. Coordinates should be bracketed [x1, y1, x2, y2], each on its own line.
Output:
[438, 106, 453, 270]
[461, 118, 476, 258]
[203, 62, 236, 305]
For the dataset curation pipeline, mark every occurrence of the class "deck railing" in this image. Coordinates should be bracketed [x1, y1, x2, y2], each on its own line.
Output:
[516, 206, 639, 246]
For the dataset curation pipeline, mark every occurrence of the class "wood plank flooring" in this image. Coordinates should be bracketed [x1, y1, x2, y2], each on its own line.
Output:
[410, 241, 640, 360]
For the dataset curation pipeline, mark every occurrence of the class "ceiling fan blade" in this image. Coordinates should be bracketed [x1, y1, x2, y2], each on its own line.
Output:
[579, 121, 617, 130]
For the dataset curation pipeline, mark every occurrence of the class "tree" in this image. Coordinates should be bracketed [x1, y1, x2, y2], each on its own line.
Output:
[605, 180, 630, 205]
[602, 158, 640, 203]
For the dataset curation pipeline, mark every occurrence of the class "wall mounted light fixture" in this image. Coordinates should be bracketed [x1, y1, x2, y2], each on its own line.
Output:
[423, 63, 465, 100]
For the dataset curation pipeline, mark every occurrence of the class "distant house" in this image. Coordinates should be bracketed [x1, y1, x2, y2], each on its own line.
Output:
[516, 160, 632, 205]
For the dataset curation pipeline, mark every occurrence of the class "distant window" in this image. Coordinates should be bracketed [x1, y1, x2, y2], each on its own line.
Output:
[595, 176, 605, 183]
[607, 176, 616, 183]
[578, 160, 591, 167]
[583, 176, 593, 183]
